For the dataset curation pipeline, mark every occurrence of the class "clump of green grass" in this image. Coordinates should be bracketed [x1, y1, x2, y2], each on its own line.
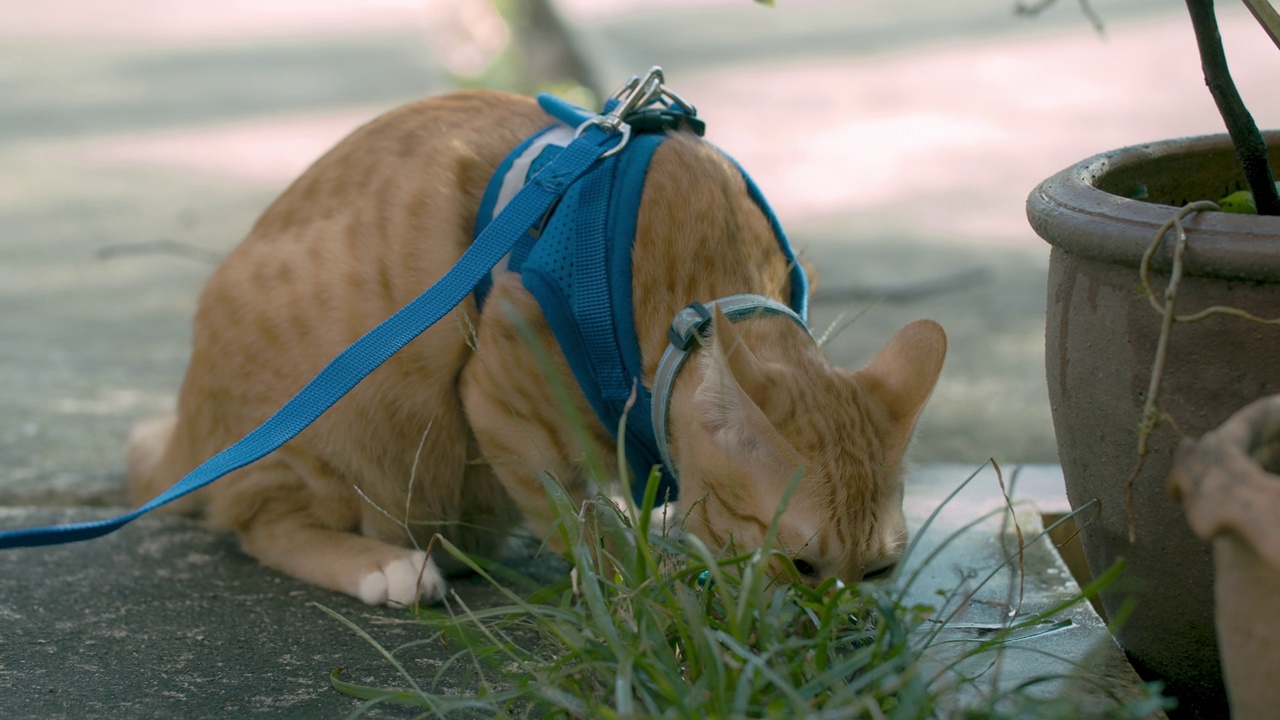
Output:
[318, 466, 1173, 719]
[324, 470, 934, 717]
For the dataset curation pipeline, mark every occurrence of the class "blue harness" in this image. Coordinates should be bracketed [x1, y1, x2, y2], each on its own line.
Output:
[0, 69, 809, 548]
[473, 94, 808, 503]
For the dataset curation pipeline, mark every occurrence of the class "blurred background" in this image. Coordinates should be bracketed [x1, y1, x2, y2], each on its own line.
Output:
[1, 0, 1277, 504]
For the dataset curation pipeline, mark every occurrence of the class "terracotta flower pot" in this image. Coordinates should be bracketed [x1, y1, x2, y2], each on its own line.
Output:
[1169, 395, 1280, 720]
[1027, 132, 1280, 718]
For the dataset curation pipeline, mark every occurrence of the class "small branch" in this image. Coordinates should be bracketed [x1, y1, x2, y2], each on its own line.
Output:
[1127, 200, 1280, 542]
[1241, 0, 1280, 51]
[512, 0, 603, 99]
[1127, 202, 1214, 542]
[1185, 0, 1280, 215]
[96, 239, 223, 265]
[1013, 0, 1106, 35]
[810, 266, 990, 305]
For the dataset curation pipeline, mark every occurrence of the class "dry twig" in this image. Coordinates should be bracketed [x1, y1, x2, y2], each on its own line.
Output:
[1127, 201, 1280, 541]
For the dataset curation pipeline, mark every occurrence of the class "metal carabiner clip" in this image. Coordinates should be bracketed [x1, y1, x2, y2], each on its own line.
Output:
[574, 116, 632, 159]
[574, 67, 687, 158]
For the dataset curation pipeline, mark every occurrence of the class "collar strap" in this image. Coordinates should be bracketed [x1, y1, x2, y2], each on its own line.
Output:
[650, 294, 813, 484]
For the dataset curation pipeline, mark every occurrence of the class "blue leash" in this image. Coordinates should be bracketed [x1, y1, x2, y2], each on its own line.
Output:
[0, 114, 624, 550]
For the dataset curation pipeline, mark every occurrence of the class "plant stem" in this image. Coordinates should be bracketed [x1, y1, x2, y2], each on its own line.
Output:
[1241, 0, 1280, 52]
[1184, 0, 1280, 216]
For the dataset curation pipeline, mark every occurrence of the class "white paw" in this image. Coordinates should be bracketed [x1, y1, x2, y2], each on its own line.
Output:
[357, 550, 446, 607]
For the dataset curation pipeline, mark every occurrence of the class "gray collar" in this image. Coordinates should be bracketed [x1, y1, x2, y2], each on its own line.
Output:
[650, 294, 814, 484]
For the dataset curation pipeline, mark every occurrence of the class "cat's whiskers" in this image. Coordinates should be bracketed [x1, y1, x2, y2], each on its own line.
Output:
[403, 421, 434, 549]
[352, 484, 420, 552]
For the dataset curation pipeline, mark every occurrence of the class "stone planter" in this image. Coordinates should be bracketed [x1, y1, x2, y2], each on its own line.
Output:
[1026, 132, 1280, 718]
[1169, 395, 1280, 720]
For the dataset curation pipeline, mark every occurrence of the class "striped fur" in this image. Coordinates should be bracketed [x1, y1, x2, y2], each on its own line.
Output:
[126, 90, 946, 605]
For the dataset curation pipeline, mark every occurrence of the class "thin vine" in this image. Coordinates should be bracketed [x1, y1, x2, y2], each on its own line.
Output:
[1126, 201, 1280, 541]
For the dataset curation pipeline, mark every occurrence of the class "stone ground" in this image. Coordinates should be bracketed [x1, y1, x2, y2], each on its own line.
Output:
[3, 0, 1277, 716]
[0, 467, 1149, 719]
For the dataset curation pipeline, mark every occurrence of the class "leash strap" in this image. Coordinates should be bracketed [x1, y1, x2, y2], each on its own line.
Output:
[0, 121, 624, 550]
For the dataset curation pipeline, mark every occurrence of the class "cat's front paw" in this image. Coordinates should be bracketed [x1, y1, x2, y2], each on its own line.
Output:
[357, 550, 446, 606]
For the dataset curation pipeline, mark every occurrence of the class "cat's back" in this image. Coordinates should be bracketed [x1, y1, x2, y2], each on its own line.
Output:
[228, 90, 548, 300]
[194, 90, 548, 354]
[250, 91, 547, 241]
[179, 91, 550, 446]
[630, 132, 797, 377]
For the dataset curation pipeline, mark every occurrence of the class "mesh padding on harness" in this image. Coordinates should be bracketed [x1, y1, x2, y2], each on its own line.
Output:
[473, 102, 807, 505]
[533, 174, 579, 295]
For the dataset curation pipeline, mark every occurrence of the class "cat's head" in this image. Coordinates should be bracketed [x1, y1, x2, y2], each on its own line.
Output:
[672, 308, 946, 585]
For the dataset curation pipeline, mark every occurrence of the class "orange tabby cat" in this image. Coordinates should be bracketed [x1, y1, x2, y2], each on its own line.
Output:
[126, 90, 946, 605]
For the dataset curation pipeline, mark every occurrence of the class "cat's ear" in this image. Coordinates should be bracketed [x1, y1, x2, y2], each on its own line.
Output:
[706, 305, 768, 400]
[693, 307, 795, 470]
[856, 319, 947, 429]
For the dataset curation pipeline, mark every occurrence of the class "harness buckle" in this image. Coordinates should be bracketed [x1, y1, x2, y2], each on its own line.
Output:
[575, 66, 698, 158]
[668, 301, 714, 351]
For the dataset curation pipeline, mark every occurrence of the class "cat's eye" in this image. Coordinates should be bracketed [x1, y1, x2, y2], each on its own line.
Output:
[793, 558, 818, 577]
[862, 562, 898, 581]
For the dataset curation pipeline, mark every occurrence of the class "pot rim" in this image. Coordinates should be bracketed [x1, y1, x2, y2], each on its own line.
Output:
[1027, 132, 1280, 281]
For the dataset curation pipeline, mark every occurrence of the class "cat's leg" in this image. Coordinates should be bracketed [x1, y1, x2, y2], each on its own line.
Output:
[460, 380, 587, 553]
[210, 457, 446, 606]
[457, 333, 595, 550]
[434, 436, 529, 570]
[243, 521, 445, 606]
[460, 277, 619, 553]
